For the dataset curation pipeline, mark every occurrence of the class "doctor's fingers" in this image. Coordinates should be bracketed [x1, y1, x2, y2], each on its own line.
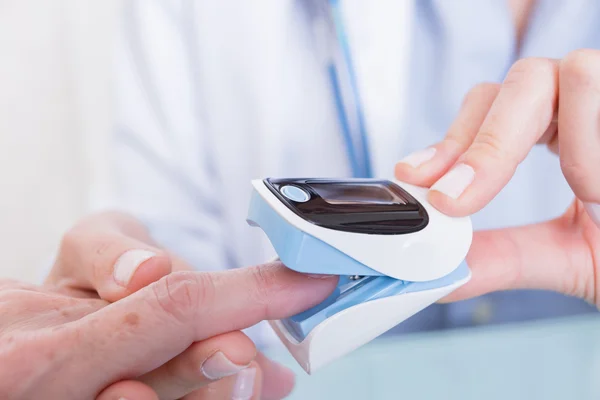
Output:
[396, 58, 560, 216]
[138, 331, 258, 400]
[557, 50, 600, 228]
[395, 82, 501, 187]
[61, 264, 335, 393]
[47, 213, 172, 302]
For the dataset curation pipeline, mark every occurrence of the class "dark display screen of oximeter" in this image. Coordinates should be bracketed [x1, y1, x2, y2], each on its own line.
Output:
[264, 178, 429, 234]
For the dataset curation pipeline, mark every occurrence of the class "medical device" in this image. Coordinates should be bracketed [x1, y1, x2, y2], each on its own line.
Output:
[247, 178, 472, 373]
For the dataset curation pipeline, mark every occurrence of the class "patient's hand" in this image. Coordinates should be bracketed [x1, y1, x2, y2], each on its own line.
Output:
[0, 213, 337, 400]
[395, 52, 600, 307]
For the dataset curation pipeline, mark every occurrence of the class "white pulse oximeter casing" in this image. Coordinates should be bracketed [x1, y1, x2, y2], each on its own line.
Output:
[246, 178, 472, 374]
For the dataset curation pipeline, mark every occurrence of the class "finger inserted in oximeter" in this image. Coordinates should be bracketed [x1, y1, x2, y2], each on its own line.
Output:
[247, 178, 472, 373]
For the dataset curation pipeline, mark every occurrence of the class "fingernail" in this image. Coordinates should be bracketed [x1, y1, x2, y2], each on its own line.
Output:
[113, 249, 156, 287]
[584, 202, 600, 228]
[430, 163, 475, 199]
[307, 273, 336, 279]
[201, 351, 249, 380]
[231, 368, 256, 400]
[399, 147, 437, 168]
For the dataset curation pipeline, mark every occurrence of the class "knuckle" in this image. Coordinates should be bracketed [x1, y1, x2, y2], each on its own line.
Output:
[57, 227, 115, 277]
[561, 49, 600, 89]
[560, 159, 600, 202]
[468, 130, 514, 165]
[151, 271, 207, 323]
[505, 57, 557, 88]
[560, 158, 588, 179]
[90, 235, 119, 281]
[59, 224, 142, 282]
[251, 266, 278, 295]
[247, 266, 280, 315]
[510, 57, 556, 76]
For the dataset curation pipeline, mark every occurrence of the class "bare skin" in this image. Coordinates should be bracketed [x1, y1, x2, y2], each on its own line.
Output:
[0, 214, 338, 399]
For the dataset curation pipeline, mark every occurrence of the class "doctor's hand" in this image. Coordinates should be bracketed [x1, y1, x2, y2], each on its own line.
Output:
[395, 50, 600, 306]
[0, 215, 337, 400]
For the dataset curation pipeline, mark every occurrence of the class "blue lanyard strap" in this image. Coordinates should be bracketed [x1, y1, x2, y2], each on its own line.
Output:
[328, 0, 373, 178]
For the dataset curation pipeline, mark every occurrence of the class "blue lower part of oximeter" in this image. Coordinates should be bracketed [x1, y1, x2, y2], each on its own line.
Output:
[247, 189, 469, 342]
[281, 262, 470, 342]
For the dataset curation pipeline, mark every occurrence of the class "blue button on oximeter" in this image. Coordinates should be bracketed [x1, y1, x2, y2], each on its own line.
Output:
[280, 185, 311, 203]
[247, 178, 472, 373]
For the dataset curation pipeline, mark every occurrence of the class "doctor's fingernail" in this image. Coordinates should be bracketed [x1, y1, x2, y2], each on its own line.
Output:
[430, 163, 475, 199]
[584, 202, 600, 228]
[398, 147, 437, 168]
[231, 368, 256, 400]
[201, 351, 249, 380]
[113, 249, 157, 287]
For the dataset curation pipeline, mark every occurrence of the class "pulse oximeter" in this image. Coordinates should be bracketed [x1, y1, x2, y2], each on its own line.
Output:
[247, 178, 472, 373]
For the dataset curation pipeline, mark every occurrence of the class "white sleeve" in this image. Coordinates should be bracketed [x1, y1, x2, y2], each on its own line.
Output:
[110, 0, 233, 271]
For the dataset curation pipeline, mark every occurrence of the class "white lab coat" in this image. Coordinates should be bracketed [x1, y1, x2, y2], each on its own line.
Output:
[113, 0, 416, 271]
